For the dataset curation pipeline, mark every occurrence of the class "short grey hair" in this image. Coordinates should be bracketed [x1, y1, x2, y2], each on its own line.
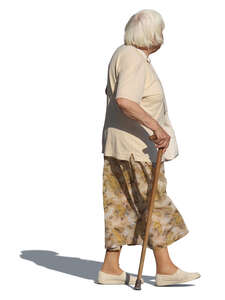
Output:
[124, 9, 165, 49]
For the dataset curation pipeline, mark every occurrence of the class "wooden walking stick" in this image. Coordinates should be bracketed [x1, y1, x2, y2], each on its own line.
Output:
[134, 134, 164, 290]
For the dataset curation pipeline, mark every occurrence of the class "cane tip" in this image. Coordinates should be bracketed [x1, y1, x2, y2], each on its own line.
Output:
[134, 279, 142, 290]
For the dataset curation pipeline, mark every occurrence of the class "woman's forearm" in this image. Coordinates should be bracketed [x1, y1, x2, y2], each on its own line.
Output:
[116, 98, 159, 131]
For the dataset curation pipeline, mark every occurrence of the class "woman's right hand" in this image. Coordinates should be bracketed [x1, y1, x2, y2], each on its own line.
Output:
[151, 124, 171, 153]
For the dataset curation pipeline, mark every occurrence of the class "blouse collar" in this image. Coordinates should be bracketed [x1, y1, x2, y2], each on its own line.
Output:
[134, 47, 151, 63]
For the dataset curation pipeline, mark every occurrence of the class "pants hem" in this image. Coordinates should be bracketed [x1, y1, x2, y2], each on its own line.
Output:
[105, 229, 189, 251]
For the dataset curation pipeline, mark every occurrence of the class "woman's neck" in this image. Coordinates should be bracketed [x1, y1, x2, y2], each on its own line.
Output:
[135, 44, 161, 56]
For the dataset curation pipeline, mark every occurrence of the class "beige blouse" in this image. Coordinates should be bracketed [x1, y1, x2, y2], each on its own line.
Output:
[101, 44, 179, 164]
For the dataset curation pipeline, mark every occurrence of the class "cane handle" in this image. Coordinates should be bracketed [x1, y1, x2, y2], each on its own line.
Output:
[149, 134, 157, 141]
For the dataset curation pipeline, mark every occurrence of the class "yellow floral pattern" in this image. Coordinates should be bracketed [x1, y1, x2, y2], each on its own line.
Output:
[102, 153, 189, 250]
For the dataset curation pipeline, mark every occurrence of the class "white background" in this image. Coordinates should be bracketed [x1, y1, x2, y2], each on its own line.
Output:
[0, 0, 224, 299]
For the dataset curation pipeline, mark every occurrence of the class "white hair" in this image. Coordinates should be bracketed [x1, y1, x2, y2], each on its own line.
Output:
[124, 9, 165, 49]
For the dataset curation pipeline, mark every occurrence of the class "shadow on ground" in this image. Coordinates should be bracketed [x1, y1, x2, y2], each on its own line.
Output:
[20, 250, 195, 288]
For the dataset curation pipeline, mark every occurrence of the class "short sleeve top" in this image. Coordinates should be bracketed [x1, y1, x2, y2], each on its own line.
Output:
[101, 44, 179, 163]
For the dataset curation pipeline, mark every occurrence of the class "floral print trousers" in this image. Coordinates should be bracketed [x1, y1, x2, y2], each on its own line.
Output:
[102, 153, 189, 251]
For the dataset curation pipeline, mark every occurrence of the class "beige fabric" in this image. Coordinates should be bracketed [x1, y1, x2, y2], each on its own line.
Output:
[102, 44, 179, 163]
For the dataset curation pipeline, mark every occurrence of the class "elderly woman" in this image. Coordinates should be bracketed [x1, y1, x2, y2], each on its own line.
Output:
[98, 9, 201, 286]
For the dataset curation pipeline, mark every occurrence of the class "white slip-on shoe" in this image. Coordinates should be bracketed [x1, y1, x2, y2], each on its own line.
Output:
[97, 270, 144, 285]
[155, 268, 201, 286]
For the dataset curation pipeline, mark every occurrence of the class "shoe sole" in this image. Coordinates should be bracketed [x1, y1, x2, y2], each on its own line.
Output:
[97, 278, 143, 285]
[97, 271, 143, 285]
[97, 280, 131, 285]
